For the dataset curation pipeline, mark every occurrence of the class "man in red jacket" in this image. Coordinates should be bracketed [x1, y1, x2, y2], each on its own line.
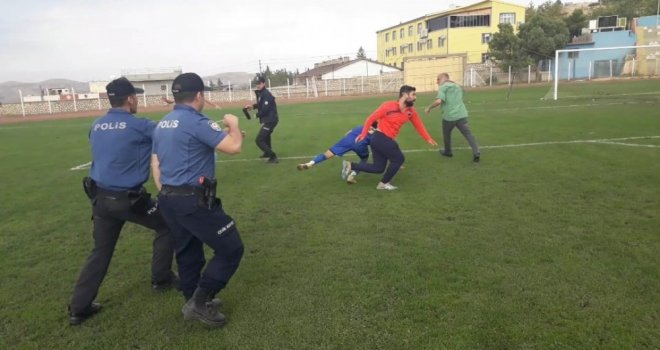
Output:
[342, 85, 437, 190]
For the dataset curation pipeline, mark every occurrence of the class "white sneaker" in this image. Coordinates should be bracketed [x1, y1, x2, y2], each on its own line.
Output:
[297, 163, 312, 171]
[346, 171, 357, 184]
[341, 160, 351, 180]
[376, 182, 398, 191]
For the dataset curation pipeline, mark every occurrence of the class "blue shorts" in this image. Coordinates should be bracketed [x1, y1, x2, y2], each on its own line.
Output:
[329, 139, 369, 159]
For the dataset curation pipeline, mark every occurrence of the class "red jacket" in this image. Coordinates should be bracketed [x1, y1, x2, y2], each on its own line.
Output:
[358, 101, 432, 141]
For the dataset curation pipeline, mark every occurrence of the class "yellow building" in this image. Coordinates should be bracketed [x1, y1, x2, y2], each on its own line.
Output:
[376, 0, 526, 69]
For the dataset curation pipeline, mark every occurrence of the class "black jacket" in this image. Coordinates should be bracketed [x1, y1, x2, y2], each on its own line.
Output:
[252, 88, 278, 123]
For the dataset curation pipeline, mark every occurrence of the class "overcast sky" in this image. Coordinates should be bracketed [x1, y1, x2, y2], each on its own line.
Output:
[0, 0, 594, 82]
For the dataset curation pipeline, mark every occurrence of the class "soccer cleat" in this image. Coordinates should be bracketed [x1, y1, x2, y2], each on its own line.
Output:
[69, 302, 102, 326]
[341, 160, 351, 180]
[376, 182, 398, 191]
[297, 163, 312, 171]
[346, 171, 357, 184]
[267, 157, 279, 164]
[473, 154, 480, 163]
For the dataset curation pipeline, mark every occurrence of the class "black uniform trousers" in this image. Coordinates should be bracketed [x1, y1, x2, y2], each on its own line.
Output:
[256, 120, 278, 159]
[70, 190, 174, 314]
[158, 188, 244, 300]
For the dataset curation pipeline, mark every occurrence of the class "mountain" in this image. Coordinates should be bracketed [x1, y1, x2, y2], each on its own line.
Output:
[0, 79, 88, 103]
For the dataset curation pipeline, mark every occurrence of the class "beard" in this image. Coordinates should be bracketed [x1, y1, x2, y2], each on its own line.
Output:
[405, 100, 415, 107]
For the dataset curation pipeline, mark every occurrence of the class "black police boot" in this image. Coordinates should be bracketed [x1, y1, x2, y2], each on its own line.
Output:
[69, 302, 102, 326]
[181, 288, 226, 327]
[152, 272, 180, 292]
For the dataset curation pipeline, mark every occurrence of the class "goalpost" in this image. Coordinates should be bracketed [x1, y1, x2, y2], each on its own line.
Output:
[550, 44, 660, 100]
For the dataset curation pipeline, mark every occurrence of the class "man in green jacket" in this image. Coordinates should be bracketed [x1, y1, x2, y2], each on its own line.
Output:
[424, 73, 480, 163]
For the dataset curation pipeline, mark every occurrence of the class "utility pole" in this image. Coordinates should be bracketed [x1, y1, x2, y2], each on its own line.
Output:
[259, 60, 262, 74]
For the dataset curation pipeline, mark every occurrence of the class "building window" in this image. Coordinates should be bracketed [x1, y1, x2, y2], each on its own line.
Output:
[417, 42, 424, 50]
[393, 47, 397, 55]
[386, 33, 389, 42]
[481, 53, 491, 63]
[417, 23, 423, 34]
[160, 84, 167, 91]
[408, 26, 413, 36]
[450, 15, 490, 28]
[428, 16, 449, 32]
[392, 30, 397, 40]
[408, 43, 413, 52]
[500, 13, 516, 25]
[568, 51, 579, 59]
[482, 33, 492, 44]
[400, 45, 406, 54]
[438, 36, 446, 47]
[427, 39, 433, 49]
[400, 28, 405, 38]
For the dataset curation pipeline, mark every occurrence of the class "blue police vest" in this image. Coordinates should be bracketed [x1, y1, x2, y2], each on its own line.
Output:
[89, 108, 156, 191]
[153, 104, 227, 187]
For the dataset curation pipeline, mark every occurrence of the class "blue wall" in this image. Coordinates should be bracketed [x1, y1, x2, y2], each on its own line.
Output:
[637, 15, 660, 27]
[557, 30, 637, 80]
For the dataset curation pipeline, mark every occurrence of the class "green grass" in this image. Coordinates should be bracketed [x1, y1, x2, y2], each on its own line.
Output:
[0, 80, 658, 349]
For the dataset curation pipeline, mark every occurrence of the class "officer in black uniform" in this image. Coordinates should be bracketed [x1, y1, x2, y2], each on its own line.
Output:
[152, 72, 245, 327]
[244, 75, 279, 163]
[68, 77, 176, 326]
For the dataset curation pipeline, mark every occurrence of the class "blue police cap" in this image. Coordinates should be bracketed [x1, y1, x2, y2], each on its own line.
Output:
[172, 72, 211, 94]
[106, 77, 144, 97]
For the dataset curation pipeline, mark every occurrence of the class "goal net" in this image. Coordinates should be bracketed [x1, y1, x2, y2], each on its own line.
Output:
[545, 43, 660, 102]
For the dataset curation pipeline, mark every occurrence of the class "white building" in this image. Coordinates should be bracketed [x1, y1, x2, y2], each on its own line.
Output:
[296, 58, 401, 84]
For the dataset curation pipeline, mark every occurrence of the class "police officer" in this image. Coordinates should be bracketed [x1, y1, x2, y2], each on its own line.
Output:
[68, 77, 176, 326]
[244, 75, 279, 163]
[152, 72, 244, 327]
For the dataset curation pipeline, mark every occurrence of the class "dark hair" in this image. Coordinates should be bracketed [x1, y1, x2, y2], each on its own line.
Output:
[371, 121, 379, 129]
[109, 95, 129, 108]
[173, 91, 198, 104]
[399, 85, 416, 97]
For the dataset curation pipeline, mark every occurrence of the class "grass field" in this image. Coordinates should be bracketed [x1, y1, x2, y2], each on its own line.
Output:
[0, 79, 659, 349]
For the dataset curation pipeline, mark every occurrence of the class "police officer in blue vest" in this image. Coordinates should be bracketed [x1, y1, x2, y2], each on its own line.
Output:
[152, 72, 244, 327]
[68, 77, 177, 326]
[244, 75, 279, 163]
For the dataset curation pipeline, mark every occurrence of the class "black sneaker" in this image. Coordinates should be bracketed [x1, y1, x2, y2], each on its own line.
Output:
[69, 302, 102, 326]
[152, 273, 180, 292]
[440, 151, 453, 158]
[473, 154, 480, 163]
[267, 157, 279, 164]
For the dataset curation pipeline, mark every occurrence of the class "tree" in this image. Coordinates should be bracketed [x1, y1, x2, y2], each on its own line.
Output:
[528, 0, 564, 20]
[357, 46, 366, 59]
[518, 12, 570, 63]
[564, 9, 588, 38]
[488, 23, 532, 71]
[216, 78, 223, 88]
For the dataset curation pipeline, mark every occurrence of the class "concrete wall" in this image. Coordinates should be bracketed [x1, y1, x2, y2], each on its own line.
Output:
[321, 61, 400, 80]
[404, 55, 466, 92]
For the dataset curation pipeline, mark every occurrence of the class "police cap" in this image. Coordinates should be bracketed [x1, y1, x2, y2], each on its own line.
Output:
[172, 72, 211, 94]
[106, 77, 144, 97]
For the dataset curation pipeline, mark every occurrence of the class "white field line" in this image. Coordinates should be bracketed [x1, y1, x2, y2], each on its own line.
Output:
[591, 141, 660, 148]
[69, 135, 660, 170]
